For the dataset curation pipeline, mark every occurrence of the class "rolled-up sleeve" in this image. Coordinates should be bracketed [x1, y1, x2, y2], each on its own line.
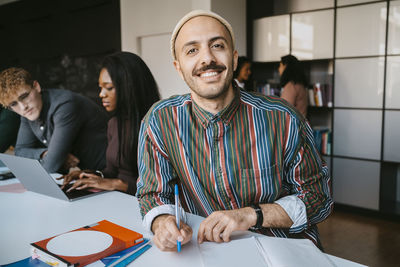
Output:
[282, 115, 333, 233]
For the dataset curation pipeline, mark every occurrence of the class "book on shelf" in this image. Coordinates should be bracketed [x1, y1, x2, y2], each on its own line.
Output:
[308, 88, 315, 106]
[314, 83, 323, 107]
[312, 126, 331, 156]
[256, 82, 281, 97]
[308, 83, 332, 108]
[30, 220, 144, 267]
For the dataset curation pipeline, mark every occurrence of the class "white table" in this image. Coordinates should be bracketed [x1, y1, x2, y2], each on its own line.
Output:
[0, 182, 366, 266]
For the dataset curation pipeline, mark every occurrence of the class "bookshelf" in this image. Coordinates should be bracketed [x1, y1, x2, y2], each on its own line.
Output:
[248, 0, 400, 219]
[251, 59, 333, 157]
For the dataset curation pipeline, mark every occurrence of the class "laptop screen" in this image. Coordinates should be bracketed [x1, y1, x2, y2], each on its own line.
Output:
[0, 153, 105, 201]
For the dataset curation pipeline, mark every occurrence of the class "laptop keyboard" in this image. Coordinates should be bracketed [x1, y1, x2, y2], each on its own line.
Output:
[59, 184, 96, 199]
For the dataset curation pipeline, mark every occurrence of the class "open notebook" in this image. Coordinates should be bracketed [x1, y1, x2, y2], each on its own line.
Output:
[199, 236, 336, 267]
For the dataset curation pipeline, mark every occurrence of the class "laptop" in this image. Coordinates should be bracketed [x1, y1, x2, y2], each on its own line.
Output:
[0, 153, 106, 201]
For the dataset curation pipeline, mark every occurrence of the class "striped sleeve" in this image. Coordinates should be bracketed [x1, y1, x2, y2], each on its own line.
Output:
[136, 114, 176, 218]
[283, 114, 333, 233]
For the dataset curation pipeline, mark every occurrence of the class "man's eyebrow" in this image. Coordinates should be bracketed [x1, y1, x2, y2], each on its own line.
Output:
[181, 36, 230, 52]
[181, 40, 199, 52]
[209, 36, 229, 44]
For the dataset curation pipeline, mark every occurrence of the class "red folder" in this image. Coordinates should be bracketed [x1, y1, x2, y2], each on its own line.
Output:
[31, 220, 144, 267]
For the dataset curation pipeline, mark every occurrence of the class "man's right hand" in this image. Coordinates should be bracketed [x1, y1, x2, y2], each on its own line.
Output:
[152, 214, 193, 251]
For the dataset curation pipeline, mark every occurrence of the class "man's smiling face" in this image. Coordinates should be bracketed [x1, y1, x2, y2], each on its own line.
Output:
[173, 16, 238, 102]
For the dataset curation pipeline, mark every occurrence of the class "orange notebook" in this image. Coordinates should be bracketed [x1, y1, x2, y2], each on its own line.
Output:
[31, 220, 144, 267]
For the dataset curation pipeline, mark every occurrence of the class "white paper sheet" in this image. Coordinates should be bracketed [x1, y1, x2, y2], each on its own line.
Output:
[50, 173, 63, 185]
[199, 236, 336, 267]
[199, 237, 267, 267]
[255, 236, 336, 267]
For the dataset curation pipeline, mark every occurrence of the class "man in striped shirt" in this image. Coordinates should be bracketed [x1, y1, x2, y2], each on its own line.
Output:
[136, 10, 333, 252]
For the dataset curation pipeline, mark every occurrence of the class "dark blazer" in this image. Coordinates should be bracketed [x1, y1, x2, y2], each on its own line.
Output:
[15, 89, 108, 173]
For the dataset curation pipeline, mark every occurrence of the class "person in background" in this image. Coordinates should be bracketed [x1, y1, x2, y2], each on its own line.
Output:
[278, 54, 308, 117]
[233, 56, 252, 91]
[0, 106, 20, 153]
[60, 52, 160, 195]
[137, 10, 332, 252]
[0, 67, 108, 173]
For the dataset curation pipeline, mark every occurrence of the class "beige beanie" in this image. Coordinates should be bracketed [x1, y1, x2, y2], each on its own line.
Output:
[170, 10, 235, 60]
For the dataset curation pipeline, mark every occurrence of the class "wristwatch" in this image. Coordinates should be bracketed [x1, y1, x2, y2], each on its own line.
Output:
[250, 204, 263, 230]
[95, 170, 104, 178]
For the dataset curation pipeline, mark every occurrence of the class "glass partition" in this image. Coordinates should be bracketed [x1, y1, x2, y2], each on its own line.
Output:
[292, 9, 334, 60]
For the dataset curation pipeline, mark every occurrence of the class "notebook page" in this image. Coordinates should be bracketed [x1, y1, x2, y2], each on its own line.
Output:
[198, 237, 268, 267]
[255, 236, 337, 267]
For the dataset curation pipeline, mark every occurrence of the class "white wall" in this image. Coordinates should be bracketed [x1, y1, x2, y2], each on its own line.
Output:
[140, 33, 189, 98]
[120, 0, 246, 98]
[211, 0, 247, 56]
[121, 0, 192, 54]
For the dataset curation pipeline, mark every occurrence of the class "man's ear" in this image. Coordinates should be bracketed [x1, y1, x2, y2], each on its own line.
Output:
[33, 81, 41, 93]
[233, 50, 239, 71]
[173, 60, 185, 80]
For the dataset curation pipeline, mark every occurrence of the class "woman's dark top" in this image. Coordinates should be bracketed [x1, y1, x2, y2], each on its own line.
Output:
[102, 117, 137, 195]
[0, 107, 20, 152]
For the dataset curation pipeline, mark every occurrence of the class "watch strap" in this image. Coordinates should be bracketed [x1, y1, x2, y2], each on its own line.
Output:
[250, 203, 263, 230]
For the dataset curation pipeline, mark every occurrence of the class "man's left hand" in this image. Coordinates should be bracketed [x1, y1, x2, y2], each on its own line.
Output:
[197, 208, 256, 243]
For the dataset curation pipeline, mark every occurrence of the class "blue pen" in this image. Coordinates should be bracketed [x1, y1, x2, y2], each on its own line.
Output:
[174, 184, 181, 252]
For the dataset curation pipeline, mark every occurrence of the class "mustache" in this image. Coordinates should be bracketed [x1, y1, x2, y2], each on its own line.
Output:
[193, 62, 226, 76]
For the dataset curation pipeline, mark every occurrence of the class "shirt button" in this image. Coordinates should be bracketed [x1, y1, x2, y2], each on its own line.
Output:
[40, 126, 44, 131]
[43, 139, 47, 144]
